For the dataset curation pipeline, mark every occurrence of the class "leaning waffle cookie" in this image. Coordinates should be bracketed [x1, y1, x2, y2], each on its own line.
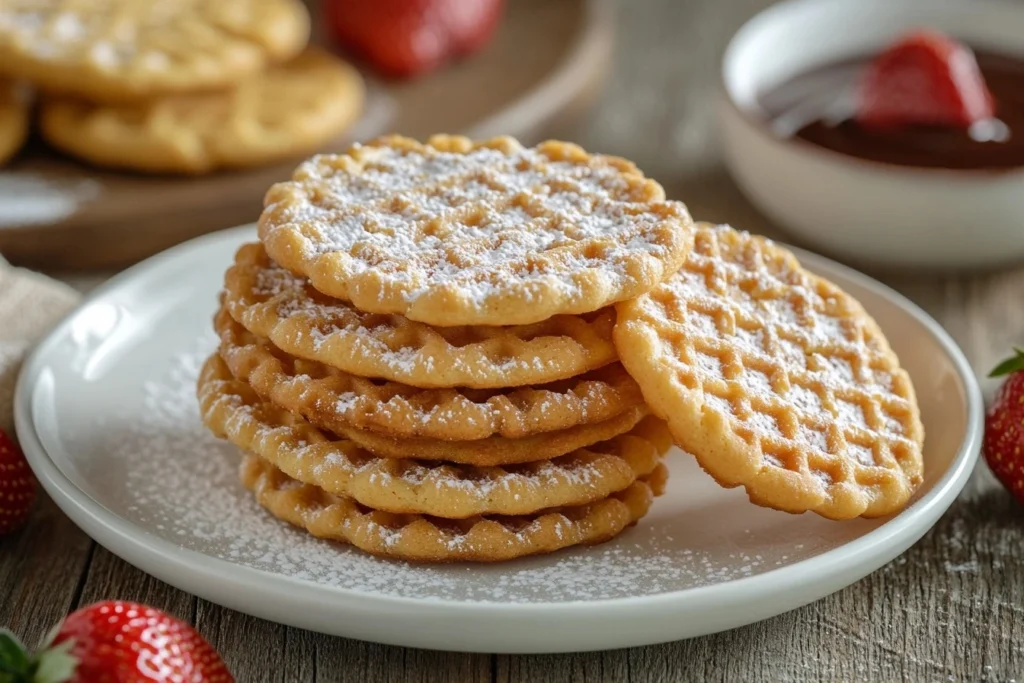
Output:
[241, 454, 668, 562]
[199, 354, 669, 517]
[336, 407, 647, 466]
[215, 306, 644, 441]
[0, 80, 27, 165]
[40, 48, 363, 174]
[614, 223, 924, 520]
[224, 243, 619, 388]
[257, 134, 694, 327]
[0, 0, 310, 103]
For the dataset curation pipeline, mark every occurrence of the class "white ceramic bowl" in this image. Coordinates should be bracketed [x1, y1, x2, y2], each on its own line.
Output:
[720, 0, 1024, 270]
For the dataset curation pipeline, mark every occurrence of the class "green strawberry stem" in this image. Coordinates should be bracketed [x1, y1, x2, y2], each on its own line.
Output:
[0, 629, 76, 683]
[989, 348, 1024, 378]
[0, 629, 31, 680]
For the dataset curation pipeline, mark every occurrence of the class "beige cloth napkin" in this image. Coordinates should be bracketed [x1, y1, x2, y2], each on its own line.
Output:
[0, 257, 81, 436]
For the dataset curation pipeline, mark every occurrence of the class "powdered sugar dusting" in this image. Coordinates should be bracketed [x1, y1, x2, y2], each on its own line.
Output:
[263, 138, 689, 316]
[85, 341, 823, 603]
[236, 250, 618, 385]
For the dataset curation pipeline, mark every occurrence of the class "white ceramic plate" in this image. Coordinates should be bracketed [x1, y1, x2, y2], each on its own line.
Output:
[15, 226, 982, 654]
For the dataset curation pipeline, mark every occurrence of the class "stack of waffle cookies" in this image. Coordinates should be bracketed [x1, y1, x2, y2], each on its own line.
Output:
[198, 135, 694, 562]
[0, 0, 363, 173]
[198, 134, 926, 563]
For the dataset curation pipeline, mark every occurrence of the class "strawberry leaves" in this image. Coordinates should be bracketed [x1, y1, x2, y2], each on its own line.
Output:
[989, 348, 1024, 378]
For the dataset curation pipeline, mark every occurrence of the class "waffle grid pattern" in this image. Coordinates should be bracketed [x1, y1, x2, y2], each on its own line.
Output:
[258, 134, 694, 326]
[615, 224, 924, 519]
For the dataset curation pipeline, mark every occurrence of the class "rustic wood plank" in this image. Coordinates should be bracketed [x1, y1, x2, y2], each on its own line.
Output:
[497, 650, 628, 683]
[74, 546, 195, 623]
[194, 597, 492, 682]
[315, 640, 491, 683]
[285, 628, 319, 682]
[196, 599, 289, 681]
[0, 492, 93, 648]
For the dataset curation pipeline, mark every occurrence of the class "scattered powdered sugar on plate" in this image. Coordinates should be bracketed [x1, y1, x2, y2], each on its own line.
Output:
[83, 339, 797, 603]
[0, 172, 101, 228]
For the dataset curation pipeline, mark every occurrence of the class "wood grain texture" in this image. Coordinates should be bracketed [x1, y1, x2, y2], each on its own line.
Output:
[3, 0, 1023, 681]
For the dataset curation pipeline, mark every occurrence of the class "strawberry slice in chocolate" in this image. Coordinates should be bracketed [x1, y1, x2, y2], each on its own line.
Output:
[758, 29, 1024, 170]
[856, 30, 995, 129]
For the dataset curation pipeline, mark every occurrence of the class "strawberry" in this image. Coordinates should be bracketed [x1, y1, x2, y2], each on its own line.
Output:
[0, 429, 34, 535]
[985, 349, 1024, 507]
[857, 29, 995, 130]
[0, 601, 233, 682]
[324, 0, 505, 78]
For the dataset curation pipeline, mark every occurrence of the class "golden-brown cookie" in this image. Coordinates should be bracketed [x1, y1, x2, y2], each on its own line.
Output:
[0, 80, 28, 165]
[223, 243, 620, 389]
[257, 134, 694, 326]
[0, 0, 310, 103]
[199, 352, 669, 518]
[40, 48, 362, 174]
[241, 454, 668, 563]
[614, 223, 924, 520]
[214, 306, 644, 441]
[336, 407, 648, 466]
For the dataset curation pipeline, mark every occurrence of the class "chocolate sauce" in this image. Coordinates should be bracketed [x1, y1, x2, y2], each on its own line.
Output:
[759, 49, 1024, 170]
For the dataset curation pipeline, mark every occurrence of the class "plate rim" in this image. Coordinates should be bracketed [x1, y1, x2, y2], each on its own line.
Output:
[13, 225, 984, 652]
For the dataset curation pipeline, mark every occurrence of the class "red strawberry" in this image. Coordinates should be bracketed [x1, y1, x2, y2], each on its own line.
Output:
[984, 349, 1024, 506]
[325, 0, 504, 78]
[0, 429, 34, 535]
[0, 601, 233, 682]
[857, 29, 994, 130]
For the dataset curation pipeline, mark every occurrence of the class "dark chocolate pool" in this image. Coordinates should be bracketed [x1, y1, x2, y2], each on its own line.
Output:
[759, 49, 1024, 170]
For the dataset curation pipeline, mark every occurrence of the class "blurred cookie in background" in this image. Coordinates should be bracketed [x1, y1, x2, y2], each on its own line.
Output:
[39, 48, 364, 174]
[0, 0, 311, 103]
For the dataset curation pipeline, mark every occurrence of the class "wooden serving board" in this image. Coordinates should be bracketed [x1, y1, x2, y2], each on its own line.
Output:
[0, 0, 612, 270]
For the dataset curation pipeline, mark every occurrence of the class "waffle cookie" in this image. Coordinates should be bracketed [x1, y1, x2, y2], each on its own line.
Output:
[215, 307, 645, 441]
[242, 454, 668, 563]
[334, 407, 647, 466]
[223, 243, 619, 389]
[0, 80, 28, 165]
[0, 0, 310, 103]
[40, 48, 363, 174]
[332, 405, 644, 464]
[200, 353, 669, 518]
[614, 223, 924, 519]
[257, 134, 694, 327]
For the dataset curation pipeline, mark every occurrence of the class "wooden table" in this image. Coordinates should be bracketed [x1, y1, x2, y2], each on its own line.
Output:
[3, 0, 1023, 680]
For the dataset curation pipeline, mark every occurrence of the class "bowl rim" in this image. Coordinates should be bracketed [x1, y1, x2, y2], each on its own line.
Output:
[719, 0, 1024, 177]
